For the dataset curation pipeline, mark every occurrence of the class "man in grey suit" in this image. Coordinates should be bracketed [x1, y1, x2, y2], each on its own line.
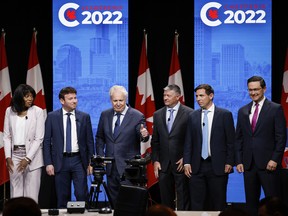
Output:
[43, 86, 95, 208]
[151, 84, 193, 210]
[183, 84, 235, 211]
[95, 85, 149, 208]
[235, 76, 287, 216]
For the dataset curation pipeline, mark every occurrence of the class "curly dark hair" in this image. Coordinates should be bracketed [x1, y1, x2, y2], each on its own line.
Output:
[11, 84, 36, 113]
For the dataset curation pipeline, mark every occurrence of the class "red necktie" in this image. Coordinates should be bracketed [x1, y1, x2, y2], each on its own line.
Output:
[251, 103, 259, 132]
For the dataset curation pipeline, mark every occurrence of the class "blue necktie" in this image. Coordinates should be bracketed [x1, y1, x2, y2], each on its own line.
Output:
[113, 112, 121, 138]
[66, 113, 72, 153]
[201, 110, 209, 159]
[167, 109, 174, 133]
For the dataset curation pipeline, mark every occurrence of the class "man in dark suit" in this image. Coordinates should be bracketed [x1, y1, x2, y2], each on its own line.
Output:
[151, 84, 193, 210]
[235, 76, 287, 216]
[43, 86, 95, 208]
[183, 84, 235, 211]
[95, 85, 149, 208]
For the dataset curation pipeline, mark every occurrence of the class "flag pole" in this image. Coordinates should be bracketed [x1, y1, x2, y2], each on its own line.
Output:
[175, 30, 179, 53]
[168, 29, 185, 104]
[0, 28, 11, 208]
[4, 182, 7, 202]
[1, 182, 8, 209]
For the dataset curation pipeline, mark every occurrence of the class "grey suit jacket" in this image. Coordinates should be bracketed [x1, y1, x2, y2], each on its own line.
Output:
[95, 106, 149, 176]
[151, 104, 194, 172]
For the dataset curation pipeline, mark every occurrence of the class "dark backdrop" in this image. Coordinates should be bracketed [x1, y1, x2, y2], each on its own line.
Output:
[1, 0, 288, 209]
[0, 1, 287, 113]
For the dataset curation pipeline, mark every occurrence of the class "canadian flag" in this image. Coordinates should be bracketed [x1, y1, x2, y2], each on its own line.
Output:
[26, 29, 47, 118]
[135, 31, 157, 188]
[0, 29, 11, 185]
[168, 32, 185, 104]
[281, 48, 288, 169]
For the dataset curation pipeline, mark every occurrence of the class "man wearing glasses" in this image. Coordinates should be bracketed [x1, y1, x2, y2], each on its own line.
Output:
[235, 76, 287, 216]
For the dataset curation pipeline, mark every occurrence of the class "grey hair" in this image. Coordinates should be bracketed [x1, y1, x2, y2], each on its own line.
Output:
[163, 84, 181, 95]
[109, 85, 128, 99]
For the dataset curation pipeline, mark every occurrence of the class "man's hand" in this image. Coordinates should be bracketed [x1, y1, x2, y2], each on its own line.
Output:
[176, 158, 184, 172]
[153, 161, 161, 178]
[236, 164, 244, 173]
[224, 164, 233, 173]
[184, 164, 192, 178]
[46, 165, 55, 176]
[266, 160, 277, 171]
[140, 124, 149, 138]
[87, 165, 93, 175]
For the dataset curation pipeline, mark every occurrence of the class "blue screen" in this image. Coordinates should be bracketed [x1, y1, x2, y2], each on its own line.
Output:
[194, 0, 272, 202]
[53, 0, 128, 201]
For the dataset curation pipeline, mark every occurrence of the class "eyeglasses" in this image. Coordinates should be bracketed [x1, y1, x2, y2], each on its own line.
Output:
[248, 88, 262, 93]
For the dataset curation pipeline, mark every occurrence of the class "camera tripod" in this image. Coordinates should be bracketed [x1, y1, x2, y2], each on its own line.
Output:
[87, 173, 113, 213]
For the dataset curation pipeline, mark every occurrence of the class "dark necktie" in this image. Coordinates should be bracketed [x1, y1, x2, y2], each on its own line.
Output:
[201, 110, 209, 159]
[113, 112, 121, 138]
[66, 113, 72, 153]
[251, 103, 259, 132]
[167, 109, 174, 133]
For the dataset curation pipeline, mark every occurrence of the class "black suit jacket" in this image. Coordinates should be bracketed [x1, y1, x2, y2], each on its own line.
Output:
[151, 104, 194, 172]
[235, 99, 287, 169]
[183, 106, 235, 175]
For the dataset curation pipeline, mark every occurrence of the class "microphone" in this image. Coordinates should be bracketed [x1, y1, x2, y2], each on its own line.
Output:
[25, 116, 28, 120]
[203, 123, 205, 126]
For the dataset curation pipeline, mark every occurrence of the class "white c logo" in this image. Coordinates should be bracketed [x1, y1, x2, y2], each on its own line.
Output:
[58, 3, 80, 27]
[200, 2, 222, 27]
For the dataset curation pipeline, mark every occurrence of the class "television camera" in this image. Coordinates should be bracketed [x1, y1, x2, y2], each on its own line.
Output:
[90, 155, 114, 184]
[88, 155, 114, 213]
[122, 153, 151, 187]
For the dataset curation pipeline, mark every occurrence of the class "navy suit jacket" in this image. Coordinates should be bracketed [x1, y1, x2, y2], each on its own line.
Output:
[96, 106, 149, 176]
[43, 109, 95, 172]
[151, 104, 194, 172]
[183, 106, 235, 175]
[235, 99, 287, 169]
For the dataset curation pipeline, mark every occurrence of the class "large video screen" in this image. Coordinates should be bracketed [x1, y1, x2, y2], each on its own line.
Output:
[194, 0, 272, 202]
[53, 0, 128, 132]
[53, 0, 128, 201]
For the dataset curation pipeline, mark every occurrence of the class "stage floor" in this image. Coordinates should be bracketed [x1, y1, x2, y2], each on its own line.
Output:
[39, 209, 221, 216]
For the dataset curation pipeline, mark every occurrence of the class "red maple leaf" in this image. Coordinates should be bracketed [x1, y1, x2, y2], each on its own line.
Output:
[208, 9, 218, 20]
[135, 87, 155, 134]
[66, 10, 76, 20]
[34, 90, 46, 110]
[0, 93, 11, 131]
